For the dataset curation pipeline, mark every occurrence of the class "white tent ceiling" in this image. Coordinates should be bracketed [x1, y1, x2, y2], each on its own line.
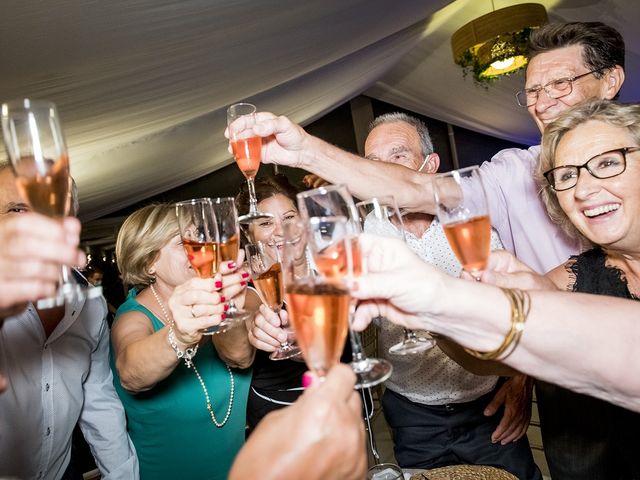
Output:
[1, 0, 638, 221]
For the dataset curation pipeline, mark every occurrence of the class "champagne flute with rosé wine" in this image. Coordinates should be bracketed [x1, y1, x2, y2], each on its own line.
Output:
[297, 184, 392, 388]
[210, 197, 251, 323]
[227, 102, 273, 223]
[175, 198, 230, 335]
[282, 217, 351, 380]
[1, 98, 101, 308]
[433, 165, 491, 281]
[245, 241, 301, 360]
[356, 195, 435, 355]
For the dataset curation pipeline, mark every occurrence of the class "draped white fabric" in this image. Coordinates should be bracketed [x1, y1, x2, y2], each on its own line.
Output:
[1, 0, 638, 220]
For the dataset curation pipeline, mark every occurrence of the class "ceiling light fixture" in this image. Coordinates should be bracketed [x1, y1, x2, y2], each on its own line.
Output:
[451, 2, 548, 83]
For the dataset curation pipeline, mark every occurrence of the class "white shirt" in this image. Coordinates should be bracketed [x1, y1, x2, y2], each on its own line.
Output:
[0, 295, 138, 480]
[366, 216, 502, 404]
[466, 145, 581, 274]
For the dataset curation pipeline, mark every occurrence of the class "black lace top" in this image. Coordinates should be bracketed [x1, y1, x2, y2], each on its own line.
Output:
[566, 247, 638, 300]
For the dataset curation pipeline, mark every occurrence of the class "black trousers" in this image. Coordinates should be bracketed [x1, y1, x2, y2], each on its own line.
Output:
[382, 387, 542, 480]
[536, 380, 640, 480]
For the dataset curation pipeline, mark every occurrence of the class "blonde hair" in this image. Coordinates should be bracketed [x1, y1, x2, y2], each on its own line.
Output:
[116, 203, 179, 289]
[538, 100, 640, 241]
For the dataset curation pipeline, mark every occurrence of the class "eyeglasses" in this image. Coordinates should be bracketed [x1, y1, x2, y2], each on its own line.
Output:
[515, 69, 603, 107]
[543, 146, 640, 192]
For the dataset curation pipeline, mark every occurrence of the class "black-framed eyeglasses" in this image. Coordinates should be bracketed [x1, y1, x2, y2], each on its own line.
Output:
[515, 69, 603, 107]
[544, 146, 640, 192]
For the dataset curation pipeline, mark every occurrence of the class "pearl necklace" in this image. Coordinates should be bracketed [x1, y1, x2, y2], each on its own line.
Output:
[149, 284, 234, 428]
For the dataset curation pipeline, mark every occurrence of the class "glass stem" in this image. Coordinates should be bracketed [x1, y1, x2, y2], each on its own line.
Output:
[404, 328, 415, 341]
[247, 177, 259, 213]
[348, 299, 366, 362]
[61, 264, 74, 284]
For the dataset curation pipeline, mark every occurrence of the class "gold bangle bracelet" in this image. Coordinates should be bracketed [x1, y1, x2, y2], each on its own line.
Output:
[464, 287, 530, 361]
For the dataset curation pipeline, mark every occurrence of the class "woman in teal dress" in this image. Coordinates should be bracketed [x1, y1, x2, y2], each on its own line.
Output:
[111, 203, 254, 479]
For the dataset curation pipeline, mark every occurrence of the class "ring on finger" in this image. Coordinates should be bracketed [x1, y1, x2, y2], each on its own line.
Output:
[190, 305, 196, 318]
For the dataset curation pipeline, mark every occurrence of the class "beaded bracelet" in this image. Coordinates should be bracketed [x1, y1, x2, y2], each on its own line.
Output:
[168, 322, 199, 368]
[464, 287, 530, 361]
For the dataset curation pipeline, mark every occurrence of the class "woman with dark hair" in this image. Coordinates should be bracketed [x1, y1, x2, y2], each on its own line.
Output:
[236, 174, 310, 433]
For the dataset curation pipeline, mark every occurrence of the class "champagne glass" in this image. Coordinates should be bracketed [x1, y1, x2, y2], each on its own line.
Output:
[356, 196, 435, 355]
[175, 198, 231, 335]
[433, 165, 491, 280]
[1, 98, 101, 308]
[227, 102, 273, 223]
[282, 217, 351, 379]
[210, 197, 250, 322]
[245, 242, 301, 360]
[297, 184, 392, 389]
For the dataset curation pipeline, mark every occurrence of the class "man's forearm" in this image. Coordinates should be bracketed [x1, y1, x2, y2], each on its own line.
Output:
[298, 135, 435, 213]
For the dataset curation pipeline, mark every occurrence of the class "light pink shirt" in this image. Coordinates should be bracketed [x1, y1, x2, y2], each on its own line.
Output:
[464, 145, 581, 274]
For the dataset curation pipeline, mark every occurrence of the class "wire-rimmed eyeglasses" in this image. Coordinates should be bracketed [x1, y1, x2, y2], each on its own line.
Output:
[543, 146, 640, 191]
[515, 69, 603, 107]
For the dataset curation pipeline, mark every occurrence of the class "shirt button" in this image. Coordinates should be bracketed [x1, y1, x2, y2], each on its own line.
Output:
[45, 383, 50, 392]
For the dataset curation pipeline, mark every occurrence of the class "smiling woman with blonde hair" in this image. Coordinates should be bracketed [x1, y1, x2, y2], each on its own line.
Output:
[533, 99, 640, 479]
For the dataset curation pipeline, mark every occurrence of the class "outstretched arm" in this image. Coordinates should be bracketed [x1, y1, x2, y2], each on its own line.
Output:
[227, 112, 435, 213]
[351, 235, 640, 412]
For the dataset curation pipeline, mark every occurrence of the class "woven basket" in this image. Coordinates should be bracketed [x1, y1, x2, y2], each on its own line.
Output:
[410, 464, 518, 480]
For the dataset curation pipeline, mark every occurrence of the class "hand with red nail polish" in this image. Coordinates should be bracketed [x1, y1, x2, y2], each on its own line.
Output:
[163, 277, 231, 345]
[215, 249, 250, 316]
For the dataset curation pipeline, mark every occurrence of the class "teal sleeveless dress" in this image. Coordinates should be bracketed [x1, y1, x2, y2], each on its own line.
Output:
[111, 289, 251, 479]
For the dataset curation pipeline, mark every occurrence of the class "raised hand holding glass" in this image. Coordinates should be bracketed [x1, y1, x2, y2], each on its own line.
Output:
[1, 98, 101, 308]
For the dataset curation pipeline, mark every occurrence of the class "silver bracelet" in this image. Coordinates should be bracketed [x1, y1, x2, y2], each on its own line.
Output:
[167, 322, 198, 368]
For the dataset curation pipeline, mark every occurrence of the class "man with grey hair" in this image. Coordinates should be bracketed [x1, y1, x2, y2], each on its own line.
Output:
[362, 113, 540, 479]
[0, 163, 139, 480]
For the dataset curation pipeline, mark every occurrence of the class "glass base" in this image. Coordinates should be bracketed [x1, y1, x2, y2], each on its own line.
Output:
[352, 357, 393, 389]
[201, 317, 234, 336]
[367, 463, 404, 480]
[269, 343, 302, 361]
[36, 284, 102, 309]
[224, 307, 251, 322]
[201, 303, 251, 335]
[388, 336, 435, 355]
[238, 210, 274, 224]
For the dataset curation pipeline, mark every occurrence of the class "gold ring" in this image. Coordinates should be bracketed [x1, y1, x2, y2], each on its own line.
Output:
[191, 305, 196, 318]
